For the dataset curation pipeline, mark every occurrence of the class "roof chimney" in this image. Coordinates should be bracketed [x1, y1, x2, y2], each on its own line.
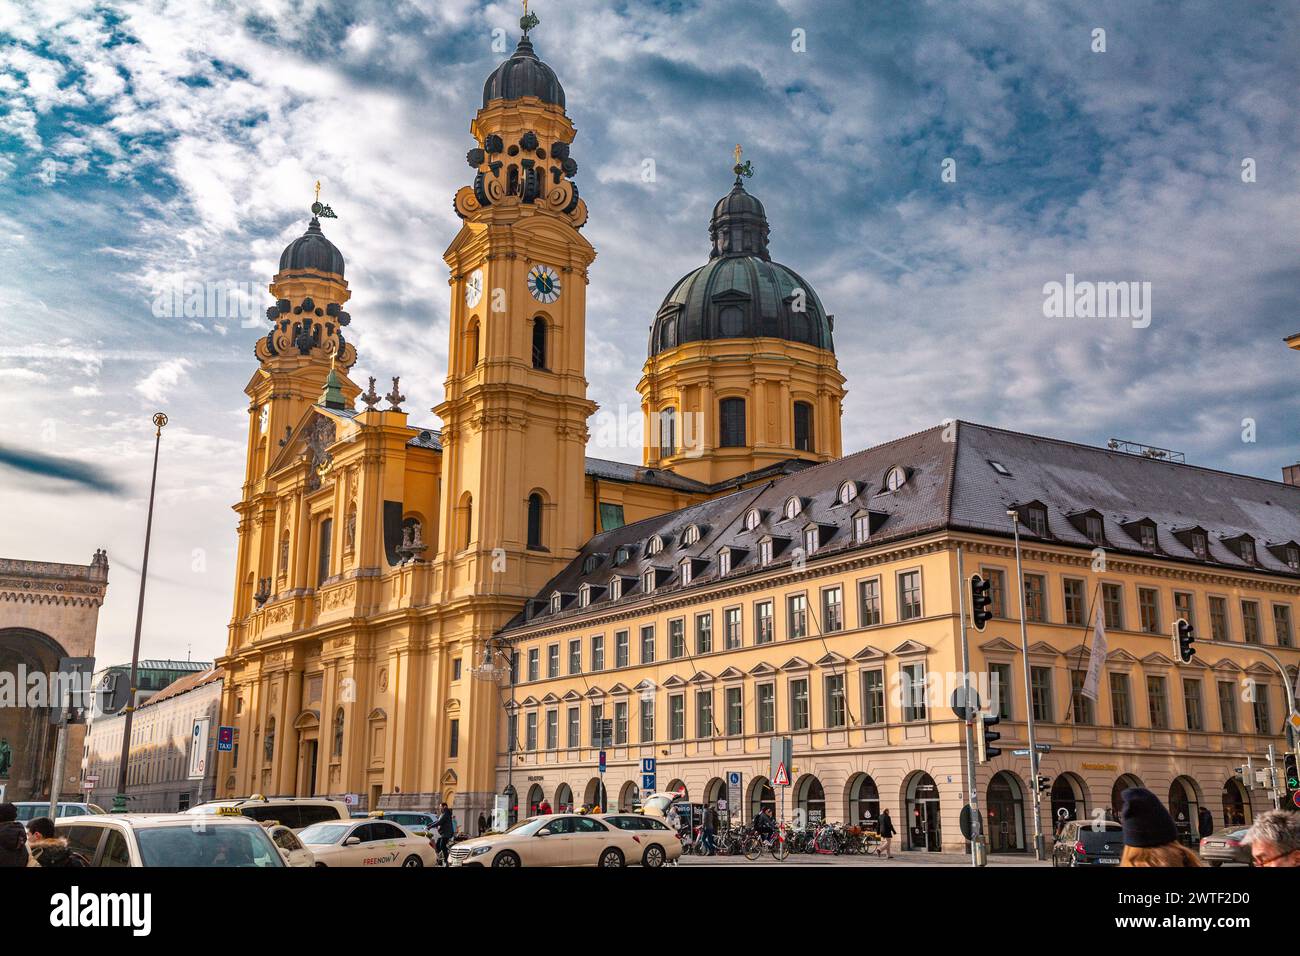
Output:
[1283, 463, 1300, 487]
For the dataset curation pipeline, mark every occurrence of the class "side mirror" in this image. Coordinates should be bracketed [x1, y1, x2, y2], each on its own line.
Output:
[536, 828, 551, 837]
[344, 836, 361, 846]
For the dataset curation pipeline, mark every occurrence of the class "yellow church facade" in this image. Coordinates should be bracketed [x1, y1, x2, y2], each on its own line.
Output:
[215, 15, 1300, 850]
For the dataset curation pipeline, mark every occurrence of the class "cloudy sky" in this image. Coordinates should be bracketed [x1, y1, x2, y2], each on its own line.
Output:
[1, 0, 1297, 667]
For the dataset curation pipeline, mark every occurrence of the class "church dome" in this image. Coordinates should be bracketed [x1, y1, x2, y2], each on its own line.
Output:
[279, 217, 345, 277]
[648, 176, 834, 357]
[483, 35, 565, 109]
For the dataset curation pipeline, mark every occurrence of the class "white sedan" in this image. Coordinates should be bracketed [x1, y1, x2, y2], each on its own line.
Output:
[297, 819, 438, 867]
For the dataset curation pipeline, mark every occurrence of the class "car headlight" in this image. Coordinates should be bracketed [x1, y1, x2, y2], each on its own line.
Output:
[468, 845, 492, 857]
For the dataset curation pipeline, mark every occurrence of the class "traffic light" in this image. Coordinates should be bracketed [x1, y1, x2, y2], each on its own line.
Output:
[970, 574, 993, 631]
[1285, 753, 1298, 800]
[976, 712, 1001, 762]
[1036, 775, 1051, 795]
[1172, 618, 1196, 663]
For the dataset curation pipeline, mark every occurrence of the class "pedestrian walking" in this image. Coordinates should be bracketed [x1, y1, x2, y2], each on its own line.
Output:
[1197, 805, 1214, 840]
[25, 817, 87, 867]
[701, 803, 718, 856]
[478, 812, 489, 835]
[878, 808, 896, 859]
[0, 802, 29, 868]
[432, 801, 455, 867]
[1242, 809, 1300, 867]
[1118, 787, 1202, 866]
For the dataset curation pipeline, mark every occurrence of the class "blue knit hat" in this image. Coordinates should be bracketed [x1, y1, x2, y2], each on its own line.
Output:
[1120, 787, 1179, 847]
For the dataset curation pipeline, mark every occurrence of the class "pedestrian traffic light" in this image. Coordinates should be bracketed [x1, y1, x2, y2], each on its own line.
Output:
[976, 712, 1001, 762]
[1284, 753, 1298, 799]
[1036, 775, 1051, 795]
[1172, 618, 1196, 664]
[970, 574, 993, 631]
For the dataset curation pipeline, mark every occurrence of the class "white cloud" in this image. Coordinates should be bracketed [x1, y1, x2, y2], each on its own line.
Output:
[135, 357, 194, 403]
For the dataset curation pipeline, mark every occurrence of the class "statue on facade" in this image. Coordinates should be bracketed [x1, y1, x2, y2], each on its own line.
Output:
[0, 738, 12, 778]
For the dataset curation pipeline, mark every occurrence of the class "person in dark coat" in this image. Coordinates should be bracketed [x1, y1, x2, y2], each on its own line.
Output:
[477, 812, 489, 835]
[26, 817, 86, 867]
[432, 802, 455, 866]
[1197, 805, 1214, 839]
[878, 809, 896, 859]
[1119, 788, 1201, 867]
[0, 802, 29, 867]
[701, 804, 719, 855]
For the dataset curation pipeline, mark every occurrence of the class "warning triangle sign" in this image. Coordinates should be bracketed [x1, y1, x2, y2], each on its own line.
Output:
[774, 761, 790, 786]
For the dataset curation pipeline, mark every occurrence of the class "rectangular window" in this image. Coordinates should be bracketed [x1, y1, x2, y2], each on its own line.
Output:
[615, 630, 630, 668]
[1209, 597, 1229, 641]
[901, 663, 927, 722]
[452, 658, 462, 681]
[1217, 681, 1238, 734]
[719, 549, 732, 576]
[590, 704, 605, 748]
[1110, 673, 1132, 727]
[640, 697, 654, 743]
[449, 718, 460, 758]
[668, 618, 686, 659]
[591, 635, 605, 672]
[525, 712, 537, 751]
[989, 662, 1013, 720]
[822, 586, 843, 633]
[696, 691, 714, 738]
[1029, 671, 1050, 723]
[567, 707, 580, 748]
[680, 560, 692, 586]
[547, 644, 559, 679]
[669, 695, 685, 740]
[759, 539, 773, 566]
[719, 397, 746, 447]
[527, 648, 540, 682]
[725, 687, 743, 736]
[982, 567, 1007, 617]
[824, 674, 846, 728]
[757, 683, 775, 733]
[1023, 574, 1046, 622]
[1253, 686, 1271, 735]
[1138, 588, 1160, 634]
[317, 517, 332, 585]
[790, 678, 809, 731]
[1070, 671, 1095, 725]
[787, 593, 808, 639]
[640, 625, 656, 663]
[568, 639, 581, 674]
[854, 513, 870, 544]
[695, 613, 713, 654]
[1085, 514, 1104, 544]
[1102, 583, 1124, 630]
[545, 711, 557, 750]
[898, 571, 923, 621]
[803, 526, 819, 555]
[1183, 678, 1204, 732]
[858, 577, 882, 626]
[1173, 591, 1195, 630]
[1063, 578, 1087, 627]
[724, 607, 742, 649]
[1149, 676, 1170, 728]
[863, 669, 885, 725]
[756, 600, 774, 644]
[1274, 604, 1294, 648]
[1242, 601, 1261, 644]
[614, 701, 628, 745]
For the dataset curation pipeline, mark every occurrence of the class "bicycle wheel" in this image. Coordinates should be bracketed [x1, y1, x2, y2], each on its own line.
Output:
[743, 836, 761, 861]
[771, 835, 789, 861]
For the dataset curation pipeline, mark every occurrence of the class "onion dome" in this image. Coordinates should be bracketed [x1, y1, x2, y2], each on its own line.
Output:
[482, 33, 565, 109]
[648, 167, 833, 357]
[279, 217, 345, 277]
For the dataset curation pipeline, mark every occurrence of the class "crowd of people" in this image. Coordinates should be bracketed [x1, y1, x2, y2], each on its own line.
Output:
[0, 803, 88, 867]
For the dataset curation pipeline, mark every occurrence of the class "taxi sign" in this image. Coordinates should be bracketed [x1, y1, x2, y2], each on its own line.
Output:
[216, 806, 245, 817]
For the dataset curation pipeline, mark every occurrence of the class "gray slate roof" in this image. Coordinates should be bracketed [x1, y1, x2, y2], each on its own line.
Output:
[501, 421, 1300, 634]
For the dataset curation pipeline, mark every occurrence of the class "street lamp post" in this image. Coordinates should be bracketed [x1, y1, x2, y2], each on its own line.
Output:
[473, 639, 515, 827]
[112, 412, 167, 813]
[1008, 509, 1045, 860]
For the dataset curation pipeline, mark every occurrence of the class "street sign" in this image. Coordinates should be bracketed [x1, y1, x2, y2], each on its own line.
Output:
[1289, 711, 1300, 731]
[641, 757, 656, 774]
[642, 774, 656, 791]
[599, 750, 607, 773]
[770, 737, 792, 785]
[774, 761, 790, 786]
[188, 717, 210, 780]
[726, 770, 742, 816]
[1293, 791, 1300, 809]
[217, 725, 235, 752]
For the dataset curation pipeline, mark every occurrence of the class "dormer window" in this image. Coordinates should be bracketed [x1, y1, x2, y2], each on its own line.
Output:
[854, 512, 870, 544]
[1191, 532, 1207, 559]
[681, 524, 700, 547]
[884, 466, 907, 492]
[759, 538, 773, 567]
[719, 549, 732, 576]
[744, 509, 762, 532]
[679, 557, 693, 585]
[1085, 514, 1104, 544]
[1139, 524, 1157, 551]
[988, 460, 1011, 477]
[549, 592, 562, 614]
[646, 535, 664, 557]
[1239, 539, 1256, 564]
[578, 584, 591, 608]
[838, 481, 858, 506]
[784, 497, 802, 521]
[1022, 505, 1048, 537]
[614, 546, 630, 566]
[803, 525, 820, 556]
[1286, 545, 1300, 571]
[583, 554, 600, 574]
[642, 569, 656, 593]
[610, 577, 623, 600]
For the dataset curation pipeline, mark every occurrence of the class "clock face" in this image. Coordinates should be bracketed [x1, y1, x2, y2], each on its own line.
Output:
[526, 264, 561, 304]
[464, 268, 484, 309]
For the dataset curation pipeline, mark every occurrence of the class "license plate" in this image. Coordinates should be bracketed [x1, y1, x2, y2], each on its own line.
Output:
[1098, 857, 1119, 865]
[1207, 842, 1225, 848]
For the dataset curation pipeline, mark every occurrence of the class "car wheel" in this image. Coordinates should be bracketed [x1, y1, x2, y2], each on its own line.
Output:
[492, 850, 521, 868]
[1209, 860, 1222, 868]
[402, 854, 423, 868]
[314, 862, 327, 867]
[642, 844, 666, 868]
[599, 847, 625, 868]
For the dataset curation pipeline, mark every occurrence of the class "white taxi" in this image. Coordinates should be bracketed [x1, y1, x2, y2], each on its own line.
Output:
[449, 812, 677, 868]
[264, 823, 316, 867]
[297, 818, 438, 867]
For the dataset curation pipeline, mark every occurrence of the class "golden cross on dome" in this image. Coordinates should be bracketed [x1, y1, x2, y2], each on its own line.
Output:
[734, 144, 742, 166]
[314, 180, 321, 204]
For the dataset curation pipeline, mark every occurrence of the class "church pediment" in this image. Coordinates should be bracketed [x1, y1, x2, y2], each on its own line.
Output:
[267, 405, 357, 477]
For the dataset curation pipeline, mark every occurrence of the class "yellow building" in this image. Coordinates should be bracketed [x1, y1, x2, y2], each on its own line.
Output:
[216, 13, 1300, 850]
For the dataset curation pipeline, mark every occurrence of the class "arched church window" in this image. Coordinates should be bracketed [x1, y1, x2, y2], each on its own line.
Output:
[332, 708, 345, 757]
[532, 317, 548, 370]
[719, 398, 746, 448]
[794, 401, 814, 452]
[527, 493, 544, 550]
[659, 318, 677, 351]
[659, 407, 677, 457]
[718, 305, 745, 338]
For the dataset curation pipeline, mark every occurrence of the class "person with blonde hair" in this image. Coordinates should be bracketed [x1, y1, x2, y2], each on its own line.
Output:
[1118, 787, 1202, 867]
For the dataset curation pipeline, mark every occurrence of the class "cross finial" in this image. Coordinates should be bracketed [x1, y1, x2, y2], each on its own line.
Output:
[314, 180, 321, 204]
[520, 0, 539, 34]
[734, 144, 742, 166]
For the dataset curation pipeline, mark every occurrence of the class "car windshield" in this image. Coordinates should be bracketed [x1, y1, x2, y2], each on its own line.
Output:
[135, 825, 283, 867]
[298, 823, 352, 845]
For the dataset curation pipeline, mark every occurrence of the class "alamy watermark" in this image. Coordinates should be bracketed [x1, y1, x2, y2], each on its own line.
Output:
[1043, 274, 1151, 329]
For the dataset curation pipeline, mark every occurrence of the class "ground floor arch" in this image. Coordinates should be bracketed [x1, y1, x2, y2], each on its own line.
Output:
[1110, 774, 1144, 819]
[986, 771, 1027, 853]
[749, 776, 775, 819]
[703, 777, 727, 806]
[903, 771, 941, 851]
[666, 779, 687, 801]
[846, 773, 881, 827]
[526, 783, 546, 816]
[618, 780, 641, 811]
[1050, 772, 1088, 833]
[583, 777, 606, 810]
[795, 774, 826, 825]
[0, 627, 70, 801]
[1222, 778, 1251, 827]
[554, 782, 574, 813]
[1168, 775, 1203, 846]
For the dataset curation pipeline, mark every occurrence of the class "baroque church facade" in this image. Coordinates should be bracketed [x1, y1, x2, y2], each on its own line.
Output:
[218, 20, 1299, 848]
